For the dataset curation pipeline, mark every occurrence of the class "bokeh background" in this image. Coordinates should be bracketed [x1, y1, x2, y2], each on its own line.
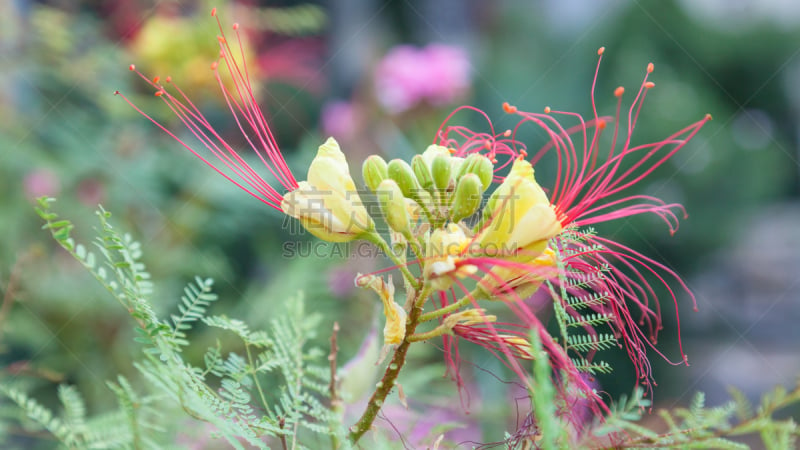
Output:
[1, 0, 799, 447]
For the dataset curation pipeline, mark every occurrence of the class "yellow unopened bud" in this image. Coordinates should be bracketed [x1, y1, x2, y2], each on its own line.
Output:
[411, 154, 434, 191]
[458, 153, 494, 191]
[282, 137, 374, 242]
[431, 154, 452, 191]
[450, 173, 483, 223]
[377, 179, 411, 235]
[362, 155, 388, 192]
[475, 159, 561, 261]
[442, 309, 496, 330]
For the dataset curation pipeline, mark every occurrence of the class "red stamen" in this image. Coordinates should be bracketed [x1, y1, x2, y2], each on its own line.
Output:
[120, 11, 299, 211]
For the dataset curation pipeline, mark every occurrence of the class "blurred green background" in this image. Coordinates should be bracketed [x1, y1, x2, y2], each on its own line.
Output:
[1, 0, 799, 447]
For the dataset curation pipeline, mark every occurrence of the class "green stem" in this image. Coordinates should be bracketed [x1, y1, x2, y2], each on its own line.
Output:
[407, 325, 450, 342]
[365, 232, 421, 289]
[348, 284, 433, 443]
[418, 288, 481, 322]
[401, 230, 425, 270]
[245, 343, 270, 412]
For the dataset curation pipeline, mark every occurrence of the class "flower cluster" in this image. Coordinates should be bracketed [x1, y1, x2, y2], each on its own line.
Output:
[120, 11, 710, 443]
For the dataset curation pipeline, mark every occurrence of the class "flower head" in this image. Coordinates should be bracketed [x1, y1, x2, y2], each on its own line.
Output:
[433, 47, 711, 401]
[474, 158, 562, 262]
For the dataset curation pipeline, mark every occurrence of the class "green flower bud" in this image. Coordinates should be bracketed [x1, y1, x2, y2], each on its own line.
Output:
[450, 156, 465, 182]
[431, 154, 452, 191]
[411, 154, 433, 191]
[421, 144, 450, 165]
[458, 153, 494, 191]
[377, 179, 410, 234]
[387, 159, 421, 198]
[450, 173, 483, 222]
[362, 155, 388, 192]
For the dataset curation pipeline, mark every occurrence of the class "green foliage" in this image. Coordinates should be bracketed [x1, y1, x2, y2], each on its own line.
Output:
[0, 377, 162, 449]
[511, 347, 800, 449]
[0, 198, 344, 449]
[547, 230, 618, 378]
[586, 382, 800, 449]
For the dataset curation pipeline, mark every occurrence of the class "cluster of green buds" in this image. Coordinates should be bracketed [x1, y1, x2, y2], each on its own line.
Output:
[363, 145, 494, 231]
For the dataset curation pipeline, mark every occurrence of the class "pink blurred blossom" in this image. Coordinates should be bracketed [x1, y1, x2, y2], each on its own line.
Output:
[320, 100, 360, 140]
[375, 44, 470, 113]
[23, 169, 60, 199]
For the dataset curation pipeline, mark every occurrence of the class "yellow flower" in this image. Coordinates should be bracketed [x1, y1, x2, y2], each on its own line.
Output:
[475, 247, 558, 301]
[358, 274, 406, 345]
[475, 159, 561, 262]
[130, 14, 255, 99]
[281, 138, 374, 242]
[423, 223, 477, 291]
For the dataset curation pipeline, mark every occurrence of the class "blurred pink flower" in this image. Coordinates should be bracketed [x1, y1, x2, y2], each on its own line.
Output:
[422, 44, 471, 106]
[320, 100, 360, 140]
[375, 44, 470, 113]
[23, 169, 60, 199]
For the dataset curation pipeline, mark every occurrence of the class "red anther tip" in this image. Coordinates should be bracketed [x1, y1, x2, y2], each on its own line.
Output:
[647, 62, 654, 73]
[447, 147, 456, 154]
[544, 106, 551, 114]
[217, 36, 225, 43]
[154, 91, 164, 97]
[165, 76, 172, 83]
[113, 90, 120, 95]
[153, 76, 160, 84]
[520, 149, 528, 157]
[645, 81, 655, 89]
[502, 102, 517, 114]
[211, 7, 217, 16]
[233, 23, 240, 30]
[503, 129, 511, 137]
[484, 140, 492, 149]
[705, 113, 713, 121]
[128, 64, 135, 71]
[210, 61, 218, 70]
[597, 47, 605, 56]
[597, 119, 607, 129]
[614, 86, 625, 97]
